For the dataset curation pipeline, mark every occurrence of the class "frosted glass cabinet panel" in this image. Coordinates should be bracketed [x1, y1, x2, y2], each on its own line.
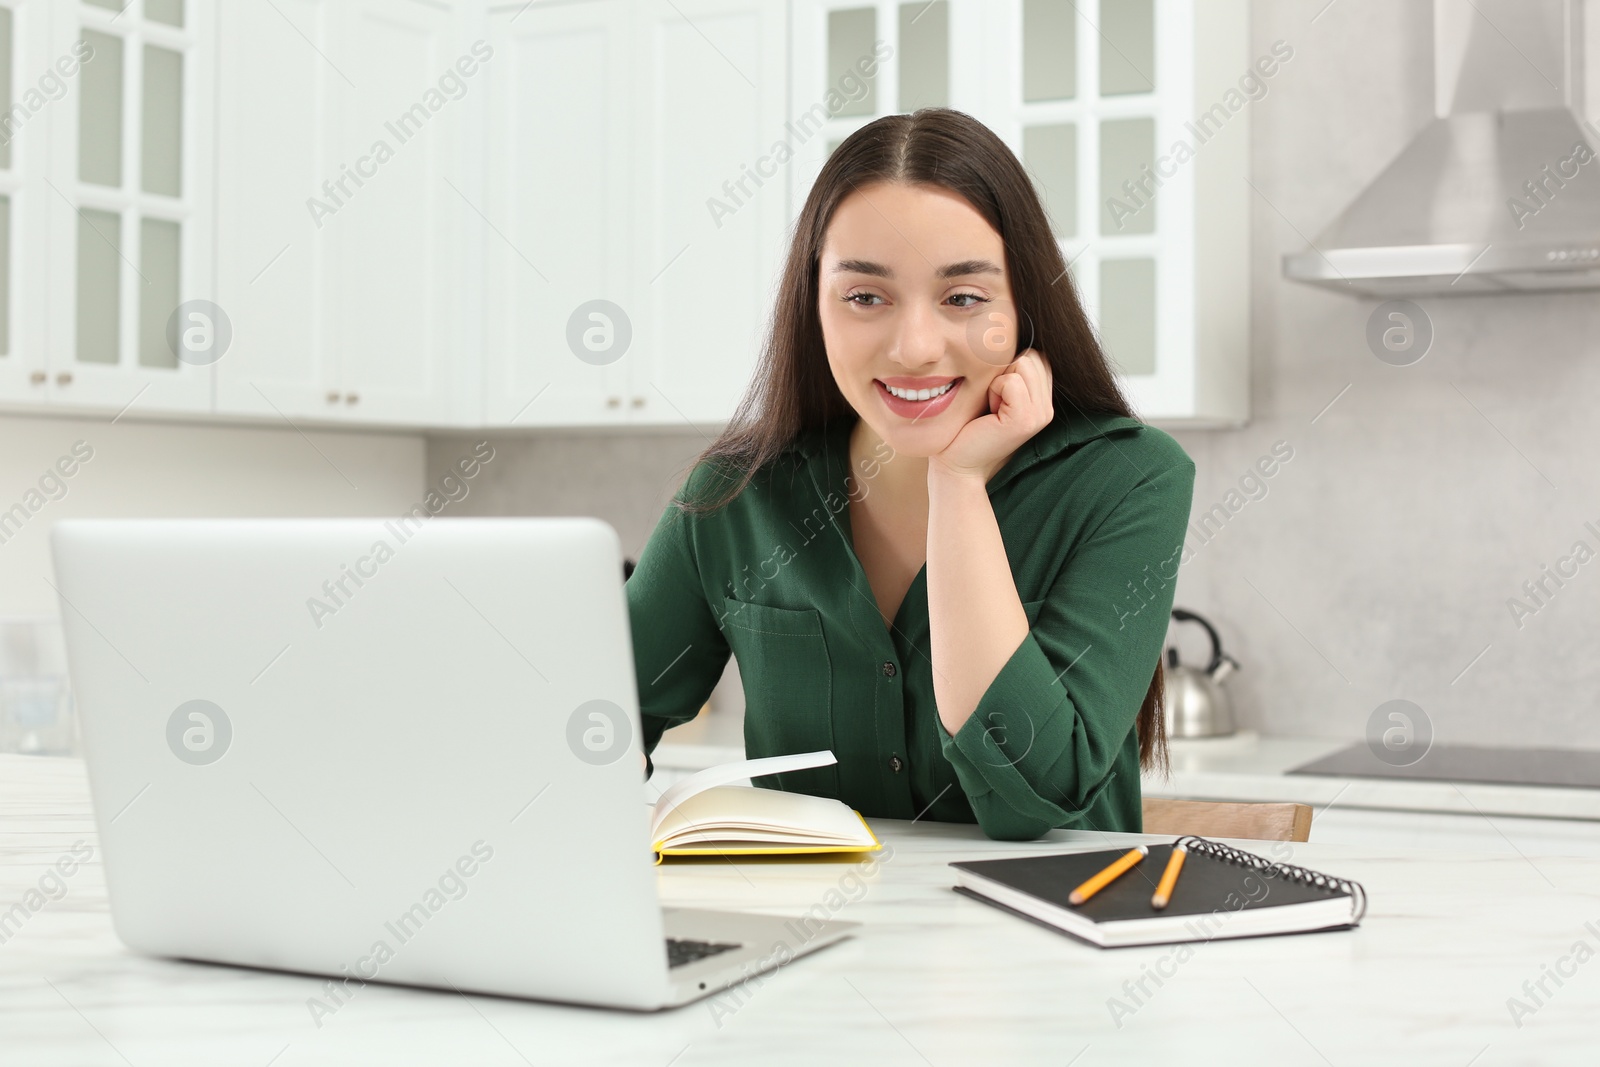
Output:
[74, 209, 120, 365]
[1099, 117, 1156, 235]
[78, 30, 122, 187]
[138, 217, 180, 368]
[828, 8, 876, 116]
[1022, 122, 1076, 239]
[141, 44, 183, 196]
[1022, 0, 1075, 101]
[898, 0, 947, 111]
[1099, 257, 1157, 376]
[1100, 0, 1155, 96]
[147, 0, 184, 27]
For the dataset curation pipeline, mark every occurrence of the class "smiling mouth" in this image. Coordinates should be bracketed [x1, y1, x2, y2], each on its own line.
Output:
[872, 377, 964, 421]
[876, 378, 961, 401]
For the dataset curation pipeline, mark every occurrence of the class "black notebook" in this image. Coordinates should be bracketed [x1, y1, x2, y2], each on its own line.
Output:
[950, 836, 1368, 948]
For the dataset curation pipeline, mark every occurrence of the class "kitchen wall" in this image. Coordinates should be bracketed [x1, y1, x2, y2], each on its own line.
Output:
[424, 426, 748, 716]
[1164, 0, 1600, 748]
[429, 0, 1600, 748]
[0, 414, 428, 617]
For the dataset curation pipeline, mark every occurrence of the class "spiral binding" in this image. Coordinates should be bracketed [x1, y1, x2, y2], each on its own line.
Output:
[1173, 835, 1368, 923]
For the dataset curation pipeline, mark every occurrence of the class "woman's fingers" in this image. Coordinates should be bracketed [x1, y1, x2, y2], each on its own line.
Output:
[1003, 349, 1052, 424]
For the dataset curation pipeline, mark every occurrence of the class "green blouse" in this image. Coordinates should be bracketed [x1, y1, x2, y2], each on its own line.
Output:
[626, 408, 1195, 840]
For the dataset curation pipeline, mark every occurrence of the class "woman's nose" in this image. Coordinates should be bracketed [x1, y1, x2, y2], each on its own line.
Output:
[889, 304, 950, 367]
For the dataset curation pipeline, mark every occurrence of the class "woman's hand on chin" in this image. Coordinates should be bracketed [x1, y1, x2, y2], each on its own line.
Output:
[928, 349, 1054, 484]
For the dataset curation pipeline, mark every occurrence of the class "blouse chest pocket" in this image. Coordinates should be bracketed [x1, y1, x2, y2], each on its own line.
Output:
[718, 597, 837, 797]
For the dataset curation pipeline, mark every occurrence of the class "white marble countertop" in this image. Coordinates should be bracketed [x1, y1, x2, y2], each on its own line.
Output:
[1147, 732, 1600, 822]
[656, 717, 1600, 823]
[5, 752, 1600, 1065]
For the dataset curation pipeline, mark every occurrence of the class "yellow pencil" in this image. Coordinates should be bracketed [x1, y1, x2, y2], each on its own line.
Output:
[1068, 845, 1148, 905]
[1150, 842, 1188, 909]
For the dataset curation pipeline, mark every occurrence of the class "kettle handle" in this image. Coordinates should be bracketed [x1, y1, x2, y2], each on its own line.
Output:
[1169, 608, 1228, 675]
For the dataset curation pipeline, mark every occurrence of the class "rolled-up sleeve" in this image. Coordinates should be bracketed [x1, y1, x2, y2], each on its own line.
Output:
[625, 478, 732, 777]
[937, 458, 1195, 839]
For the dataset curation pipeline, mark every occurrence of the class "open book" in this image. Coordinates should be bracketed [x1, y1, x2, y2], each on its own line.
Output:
[649, 750, 881, 861]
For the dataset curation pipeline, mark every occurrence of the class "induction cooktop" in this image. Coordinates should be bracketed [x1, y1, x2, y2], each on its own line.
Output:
[1287, 742, 1600, 790]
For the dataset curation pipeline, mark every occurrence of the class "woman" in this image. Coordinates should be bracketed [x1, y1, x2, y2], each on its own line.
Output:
[627, 108, 1194, 839]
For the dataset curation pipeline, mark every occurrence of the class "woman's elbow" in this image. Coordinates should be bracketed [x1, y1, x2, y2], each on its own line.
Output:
[974, 808, 1056, 842]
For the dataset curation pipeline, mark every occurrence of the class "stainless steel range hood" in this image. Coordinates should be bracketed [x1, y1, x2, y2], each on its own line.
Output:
[1284, 0, 1600, 296]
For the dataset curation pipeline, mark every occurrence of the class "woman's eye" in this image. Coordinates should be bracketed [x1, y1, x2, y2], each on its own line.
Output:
[844, 292, 988, 308]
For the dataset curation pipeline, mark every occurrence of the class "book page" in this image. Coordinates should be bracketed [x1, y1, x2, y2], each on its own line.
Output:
[654, 784, 875, 850]
[649, 750, 837, 838]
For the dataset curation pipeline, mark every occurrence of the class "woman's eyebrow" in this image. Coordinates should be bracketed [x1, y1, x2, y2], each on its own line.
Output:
[830, 258, 1004, 280]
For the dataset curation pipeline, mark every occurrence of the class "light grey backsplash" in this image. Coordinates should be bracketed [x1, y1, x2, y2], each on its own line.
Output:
[428, 0, 1600, 748]
[425, 429, 750, 720]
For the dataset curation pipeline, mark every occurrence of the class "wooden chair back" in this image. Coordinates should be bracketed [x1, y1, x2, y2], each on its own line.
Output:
[1141, 797, 1313, 842]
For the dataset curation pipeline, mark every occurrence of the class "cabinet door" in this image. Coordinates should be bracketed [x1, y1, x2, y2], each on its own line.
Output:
[45, 0, 215, 415]
[0, 0, 48, 404]
[980, 0, 1247, 425]
[626, 0, 788, 427]
[214, 0, 340, 421]
[322, 0, 470, 427]
[483, 0, 632, 428]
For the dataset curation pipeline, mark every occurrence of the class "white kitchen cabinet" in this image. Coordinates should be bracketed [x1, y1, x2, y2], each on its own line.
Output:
[211, 0, 336, 422]
[790, 0, 1250, 427]
[624, 0, 789, 428]
[482, 0, 787, 429]
[0, 0, 49, 405]
[482, 0, 632, 428]
[320, 0, 476, 427]
[7, 0, 1245, 433]
[10, 0, 785, 431]
[39, 0, 216, 417]
[214, 0, 476, 428]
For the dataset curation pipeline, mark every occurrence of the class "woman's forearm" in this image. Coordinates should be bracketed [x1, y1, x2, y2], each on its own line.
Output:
[925, 465, 1031, 737]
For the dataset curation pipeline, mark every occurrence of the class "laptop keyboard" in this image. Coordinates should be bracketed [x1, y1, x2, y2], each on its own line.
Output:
[666, 937, 742, 969]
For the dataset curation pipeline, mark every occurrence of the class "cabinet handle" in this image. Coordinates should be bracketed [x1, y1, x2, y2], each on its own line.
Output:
[326, 391, 341, 404]
[630, 396, 645, 408]
[345, 392, 359, 405]
[56, 372, 73, 386]
[606, 396, 621, 408]
[29, 371, 46, 385]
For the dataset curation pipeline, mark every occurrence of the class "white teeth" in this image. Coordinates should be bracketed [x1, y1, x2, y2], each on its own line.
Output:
[884, 380, 955, 401]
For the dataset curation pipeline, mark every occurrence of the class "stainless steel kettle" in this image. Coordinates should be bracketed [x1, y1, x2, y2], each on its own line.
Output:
[1162, 608, 1241, 738]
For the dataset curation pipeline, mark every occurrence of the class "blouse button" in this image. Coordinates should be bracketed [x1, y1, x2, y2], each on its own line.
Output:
[889, 755, 903, 773]
[881, 661, 897, 678]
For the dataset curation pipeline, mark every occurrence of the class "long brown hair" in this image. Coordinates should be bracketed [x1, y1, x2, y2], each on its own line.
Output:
[674, 107, 1169, 777]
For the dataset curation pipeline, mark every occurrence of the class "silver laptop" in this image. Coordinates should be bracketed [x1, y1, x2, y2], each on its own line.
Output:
[50, 517, 854, 1011]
